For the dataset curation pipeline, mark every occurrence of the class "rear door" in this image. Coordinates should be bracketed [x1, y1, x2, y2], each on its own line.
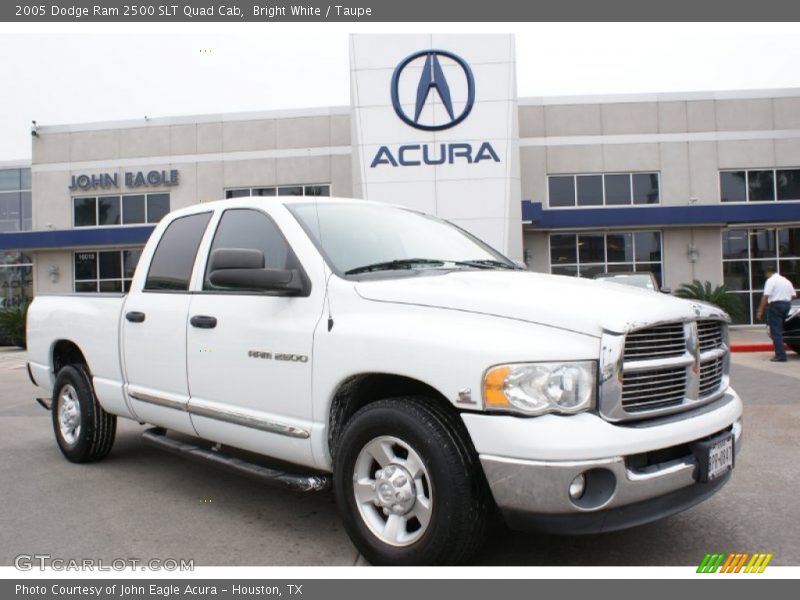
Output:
[185, 207, 323, 467]
[122, 211, 212, 435]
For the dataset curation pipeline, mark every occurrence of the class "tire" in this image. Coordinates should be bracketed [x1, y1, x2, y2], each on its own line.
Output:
[789, 343, 800, 355]
[333, 397, 490, 565]
[51, 364, 117, 463]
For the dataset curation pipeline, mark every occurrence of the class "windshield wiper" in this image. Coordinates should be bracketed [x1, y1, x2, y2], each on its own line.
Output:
[451, 259, 520, 270]
[344, 258, 446, 275]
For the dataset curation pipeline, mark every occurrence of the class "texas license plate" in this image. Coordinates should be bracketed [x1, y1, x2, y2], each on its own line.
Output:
[707, 434, 734, 481]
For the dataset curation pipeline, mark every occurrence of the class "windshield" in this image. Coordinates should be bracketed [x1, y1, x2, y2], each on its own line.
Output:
[289, 202, 515, 276]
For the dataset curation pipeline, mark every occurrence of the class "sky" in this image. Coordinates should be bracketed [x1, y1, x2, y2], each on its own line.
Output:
[2, 22, 800, 161]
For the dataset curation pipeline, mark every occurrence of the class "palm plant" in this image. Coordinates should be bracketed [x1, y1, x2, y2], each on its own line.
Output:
[0, 303, 29, 349]
[674, 280, 744, 322]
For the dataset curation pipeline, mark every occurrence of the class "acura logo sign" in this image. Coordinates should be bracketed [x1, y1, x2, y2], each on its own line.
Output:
[390, 49, 475, 131]
[371, 48, 499, 169]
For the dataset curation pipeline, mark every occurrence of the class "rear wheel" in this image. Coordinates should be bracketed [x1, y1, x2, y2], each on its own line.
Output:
[334, 397, 490, 565]
[52, 365, 116, 463]
[789, 343, 800, 355]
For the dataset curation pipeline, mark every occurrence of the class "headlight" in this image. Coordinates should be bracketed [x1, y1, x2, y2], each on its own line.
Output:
[483, 361, 596, 416]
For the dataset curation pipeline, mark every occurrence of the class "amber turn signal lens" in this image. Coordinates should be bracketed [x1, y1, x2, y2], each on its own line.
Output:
[483, 366, 511, 406]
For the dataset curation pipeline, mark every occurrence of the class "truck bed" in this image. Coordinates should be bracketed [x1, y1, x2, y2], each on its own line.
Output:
[27, 294, 131, 418]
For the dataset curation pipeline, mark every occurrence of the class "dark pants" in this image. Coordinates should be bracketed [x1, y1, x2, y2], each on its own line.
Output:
[768, 301, 791, 360]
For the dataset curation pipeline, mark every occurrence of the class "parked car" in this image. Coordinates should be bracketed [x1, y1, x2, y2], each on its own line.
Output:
[594, 271, 671, 293]
[26, 197, 742, 565]
[780, 299, 800, 354]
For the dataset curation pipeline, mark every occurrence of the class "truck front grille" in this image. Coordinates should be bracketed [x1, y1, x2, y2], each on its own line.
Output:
[623, 323, 686, 360]
[600, 318, 730, 422]
[622, 366, 687, 411]
[698, 320, 724, 352]
[699, 355, 725, 398]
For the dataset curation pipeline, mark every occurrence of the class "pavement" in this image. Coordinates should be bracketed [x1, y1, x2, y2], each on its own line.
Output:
[0, 345, 798, 566]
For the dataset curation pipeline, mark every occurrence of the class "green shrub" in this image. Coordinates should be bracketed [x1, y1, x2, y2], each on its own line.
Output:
[674, 280, 744, 322]
[0, 303, 29, 349]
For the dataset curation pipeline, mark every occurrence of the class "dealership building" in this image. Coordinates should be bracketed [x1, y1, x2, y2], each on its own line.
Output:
[1, 33, 800, 324]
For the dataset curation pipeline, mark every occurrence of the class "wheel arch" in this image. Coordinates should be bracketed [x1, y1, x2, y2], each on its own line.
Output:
[327, 372, 459, 460]
[51, 339, 89, 376]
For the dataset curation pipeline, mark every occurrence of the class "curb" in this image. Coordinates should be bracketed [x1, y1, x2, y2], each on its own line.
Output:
[730, 343, 785, 353]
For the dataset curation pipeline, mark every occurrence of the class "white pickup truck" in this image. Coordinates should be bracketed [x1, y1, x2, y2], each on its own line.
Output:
[27, 197, 742, 565]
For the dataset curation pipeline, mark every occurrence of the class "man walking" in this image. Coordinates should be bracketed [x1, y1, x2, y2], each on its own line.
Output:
[756, 268, 796, 362]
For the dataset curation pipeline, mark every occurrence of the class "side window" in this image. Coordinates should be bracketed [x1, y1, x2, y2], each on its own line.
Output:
[204, 209, 299, 290]
[144, 212, 212, 291]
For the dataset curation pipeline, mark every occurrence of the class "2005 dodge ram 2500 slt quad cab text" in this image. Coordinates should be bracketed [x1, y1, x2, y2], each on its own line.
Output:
[27, 197, 743, 565]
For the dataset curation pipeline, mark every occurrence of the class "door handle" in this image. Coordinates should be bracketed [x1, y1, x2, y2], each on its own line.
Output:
[125, 311, 146, 323]
[190, 315, 217, 329]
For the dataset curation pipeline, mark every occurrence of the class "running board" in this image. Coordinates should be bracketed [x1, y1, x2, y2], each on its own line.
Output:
[141, 428, 331, 492]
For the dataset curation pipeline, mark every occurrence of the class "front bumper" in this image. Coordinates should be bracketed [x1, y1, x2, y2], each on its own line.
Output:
[465, 389, 743, 534]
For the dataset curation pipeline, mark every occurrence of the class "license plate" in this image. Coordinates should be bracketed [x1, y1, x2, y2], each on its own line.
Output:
[707, 435, 734, 481]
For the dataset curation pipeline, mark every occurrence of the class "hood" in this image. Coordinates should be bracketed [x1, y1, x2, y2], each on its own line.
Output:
[354, 270, 728, 337]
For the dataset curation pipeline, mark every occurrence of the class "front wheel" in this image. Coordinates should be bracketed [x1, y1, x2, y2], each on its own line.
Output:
[333, 397, 490, 565]
[52, 365, 117, 463]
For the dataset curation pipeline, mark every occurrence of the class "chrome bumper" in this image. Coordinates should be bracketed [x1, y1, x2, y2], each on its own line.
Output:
[481, 417, 742, 532]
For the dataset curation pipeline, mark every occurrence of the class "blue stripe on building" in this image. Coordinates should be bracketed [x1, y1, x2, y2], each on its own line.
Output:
[0, 226, 155, 250]
[521, 201, 800, 229]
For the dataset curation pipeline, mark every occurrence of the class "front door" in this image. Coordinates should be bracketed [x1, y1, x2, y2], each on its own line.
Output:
[185, 208, 323, 467]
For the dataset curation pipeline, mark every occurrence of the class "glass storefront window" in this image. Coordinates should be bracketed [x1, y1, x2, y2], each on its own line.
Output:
[0, 251, 33, 308]
[549, 230, 663, 286]
[721, 168, 800, 202]
[720, 171, 747, 202]
[225, 184, 331, 199]
[73, 193, 170, 227]
[74, 249, 143, 293]
[722, 227, 800, 324]
[0, 168, 32, 233]
[548, 172, 660, 207]
[777, 169, 800, 201]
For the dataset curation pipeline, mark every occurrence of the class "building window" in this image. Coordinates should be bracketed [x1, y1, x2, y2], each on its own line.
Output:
[74, 249, 143, 293]
[224, 184, 331, 199]
[0, 251, 33, 308]
[548, 173, 659, 208]
[72, 193, 170, 227]
[722, 227, 800, 324]
[549, 231, 663, 285]
[720, 168, 800, 203]
[0, 168, 32, 233]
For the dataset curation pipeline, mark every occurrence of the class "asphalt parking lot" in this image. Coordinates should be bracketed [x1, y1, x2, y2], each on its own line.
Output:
[1, 341, 798, 567]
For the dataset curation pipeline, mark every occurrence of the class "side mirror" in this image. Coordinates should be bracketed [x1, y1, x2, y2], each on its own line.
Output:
[207, 248, 305, 294]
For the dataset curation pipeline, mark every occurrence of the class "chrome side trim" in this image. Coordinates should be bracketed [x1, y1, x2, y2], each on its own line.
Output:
[189, 403, 310, 439]
[127, 391, 310, 439]
[128, 390, 188, 412]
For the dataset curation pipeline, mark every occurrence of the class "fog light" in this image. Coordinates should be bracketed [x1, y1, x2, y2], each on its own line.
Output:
[569, 474, 586, 500]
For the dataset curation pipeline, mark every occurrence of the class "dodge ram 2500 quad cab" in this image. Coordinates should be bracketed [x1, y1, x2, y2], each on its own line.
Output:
[27, 197, 742, 565]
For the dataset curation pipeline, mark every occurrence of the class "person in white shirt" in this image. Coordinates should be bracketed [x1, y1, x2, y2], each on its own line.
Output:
[755, 268, 797, 362]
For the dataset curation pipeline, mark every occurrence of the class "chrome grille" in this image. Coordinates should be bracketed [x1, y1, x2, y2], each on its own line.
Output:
[623, 323, 686, 361]
[699, 356, 725, 397]
[698, 320, 724, 351]
[622, 366, 687, 412]
[600, 317, 730, 422]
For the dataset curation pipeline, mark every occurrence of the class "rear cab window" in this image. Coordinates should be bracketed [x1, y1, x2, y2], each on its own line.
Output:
[144, 212, 212, 291]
